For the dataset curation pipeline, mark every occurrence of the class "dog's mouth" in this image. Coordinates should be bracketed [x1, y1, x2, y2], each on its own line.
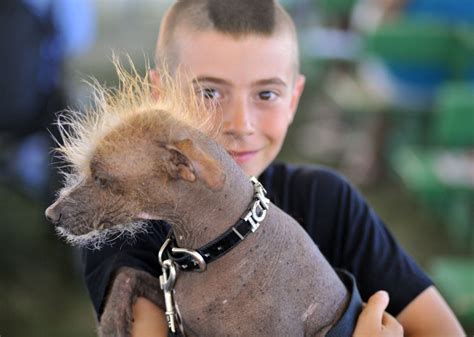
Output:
[55, 218, 116, 237]
[55, 220, 150, 249]
[55, 226, 106, 248]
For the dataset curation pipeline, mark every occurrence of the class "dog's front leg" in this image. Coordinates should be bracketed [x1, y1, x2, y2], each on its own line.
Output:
[99, 266, 164, 337]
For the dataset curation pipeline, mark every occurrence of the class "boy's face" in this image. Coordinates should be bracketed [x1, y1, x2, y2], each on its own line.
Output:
[153, 29, 305, 177]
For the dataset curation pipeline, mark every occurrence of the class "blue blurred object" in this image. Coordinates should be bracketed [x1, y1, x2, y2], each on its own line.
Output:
[385, 61, 450, 109]
[367, 0, 474, 110]
[0, 0, 96, 200]
[406, 0, 474, 25]
[24, 0, 96, 57]
[11, 132, 51, 198]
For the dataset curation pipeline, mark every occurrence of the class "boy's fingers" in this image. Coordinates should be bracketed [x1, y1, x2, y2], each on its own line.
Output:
[354, 291, 404, 337]
[361, 291, 390, 324]
[382, 311, 404, 336]
[381, 310, 396, 326]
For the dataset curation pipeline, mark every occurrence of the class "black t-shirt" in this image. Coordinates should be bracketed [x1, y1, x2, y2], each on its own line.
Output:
[81, 162, 432, 319]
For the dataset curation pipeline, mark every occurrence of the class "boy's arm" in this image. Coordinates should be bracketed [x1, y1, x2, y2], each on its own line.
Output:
[397, 286, 465, 337]
[132, 292, 405, 337]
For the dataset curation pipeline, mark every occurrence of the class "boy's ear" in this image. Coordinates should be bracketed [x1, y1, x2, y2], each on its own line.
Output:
[149, 68, 161, 99]
[289, 74, 306, 123]
[162, 139, 226, 191]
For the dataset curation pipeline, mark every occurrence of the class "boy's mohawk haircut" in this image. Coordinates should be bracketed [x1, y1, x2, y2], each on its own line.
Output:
[207, 0, 276, 34]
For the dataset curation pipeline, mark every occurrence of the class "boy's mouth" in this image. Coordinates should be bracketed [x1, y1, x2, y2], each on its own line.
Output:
[227, 149, 259, 164]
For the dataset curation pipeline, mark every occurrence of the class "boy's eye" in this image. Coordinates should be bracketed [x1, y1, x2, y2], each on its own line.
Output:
[258, 91, 277, 101]
[199, 87, 221, 100]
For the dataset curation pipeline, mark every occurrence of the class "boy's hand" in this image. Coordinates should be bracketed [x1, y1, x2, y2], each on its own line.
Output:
[353, 291, 404, 337]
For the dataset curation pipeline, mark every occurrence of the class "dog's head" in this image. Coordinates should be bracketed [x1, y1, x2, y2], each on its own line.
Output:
[46, 111, 225, 248]
[45, 62, 225, 248]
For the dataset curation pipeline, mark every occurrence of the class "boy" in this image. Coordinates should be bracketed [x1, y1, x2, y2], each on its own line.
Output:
[81, 1, 464, 336]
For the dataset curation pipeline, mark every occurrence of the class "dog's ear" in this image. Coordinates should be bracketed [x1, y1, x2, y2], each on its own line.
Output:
[162, 139, 225, 191]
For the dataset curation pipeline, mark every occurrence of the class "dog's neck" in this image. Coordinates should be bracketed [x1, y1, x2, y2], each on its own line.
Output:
[163, 141, 255, 250]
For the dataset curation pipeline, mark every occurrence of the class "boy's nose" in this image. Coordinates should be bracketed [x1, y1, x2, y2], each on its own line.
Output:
[45, 204, 61, 224]
[224, 99, 255, 136]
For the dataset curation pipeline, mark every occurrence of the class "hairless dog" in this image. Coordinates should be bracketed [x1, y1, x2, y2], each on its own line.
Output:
[46, 65, 360, 337]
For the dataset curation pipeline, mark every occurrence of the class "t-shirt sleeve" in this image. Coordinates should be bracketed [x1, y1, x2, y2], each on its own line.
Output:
[316, 171, 432, 315]
[80, 221, 169, 320]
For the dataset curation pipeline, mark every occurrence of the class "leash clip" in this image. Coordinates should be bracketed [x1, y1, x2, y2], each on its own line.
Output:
[158, 239, 185, 336]
[160, 259, 178, 333]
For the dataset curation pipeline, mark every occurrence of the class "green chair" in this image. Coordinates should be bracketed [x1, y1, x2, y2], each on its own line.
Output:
[320, 0, 357, 20]
[390, 147, 445, 206]
[432, 83, 474, 148]
[390, 82, 474, 249]
[452, 25, 474, 79]
[365, 18, 453, 66]
[365, 17, 456, 159]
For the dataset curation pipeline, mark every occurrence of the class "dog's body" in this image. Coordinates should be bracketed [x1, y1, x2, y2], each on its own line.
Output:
[169, 205, 349, 337]
[46, 68, 351, 336]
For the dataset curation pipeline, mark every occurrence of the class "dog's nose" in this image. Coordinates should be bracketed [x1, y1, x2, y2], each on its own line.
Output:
[45, 205, 61, 224]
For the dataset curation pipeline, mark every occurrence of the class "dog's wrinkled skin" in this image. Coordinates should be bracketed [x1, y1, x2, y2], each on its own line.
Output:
[46, 110, 349, 337]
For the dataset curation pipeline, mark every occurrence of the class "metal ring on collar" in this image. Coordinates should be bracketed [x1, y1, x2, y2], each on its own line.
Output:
[171, 247, 207, 272]
[158, 237, 172, 266]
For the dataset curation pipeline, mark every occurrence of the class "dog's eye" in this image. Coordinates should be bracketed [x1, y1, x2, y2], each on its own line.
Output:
[95, 176, 108, 189]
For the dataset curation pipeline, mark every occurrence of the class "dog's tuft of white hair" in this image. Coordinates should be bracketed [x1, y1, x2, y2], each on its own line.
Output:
[54, 55, 220, 179]
[55, 220, 150, 250]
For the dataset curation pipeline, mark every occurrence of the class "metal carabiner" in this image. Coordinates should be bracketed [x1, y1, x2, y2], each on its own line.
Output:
[160, 259, 177, 291]
[160, 259, 178, 333]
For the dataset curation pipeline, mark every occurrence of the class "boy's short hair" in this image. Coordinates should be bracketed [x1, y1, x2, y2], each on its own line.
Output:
[155, 0, 299, 72]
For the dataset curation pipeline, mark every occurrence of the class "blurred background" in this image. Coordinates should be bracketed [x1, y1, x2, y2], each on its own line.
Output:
[0, 0, 473, 336]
